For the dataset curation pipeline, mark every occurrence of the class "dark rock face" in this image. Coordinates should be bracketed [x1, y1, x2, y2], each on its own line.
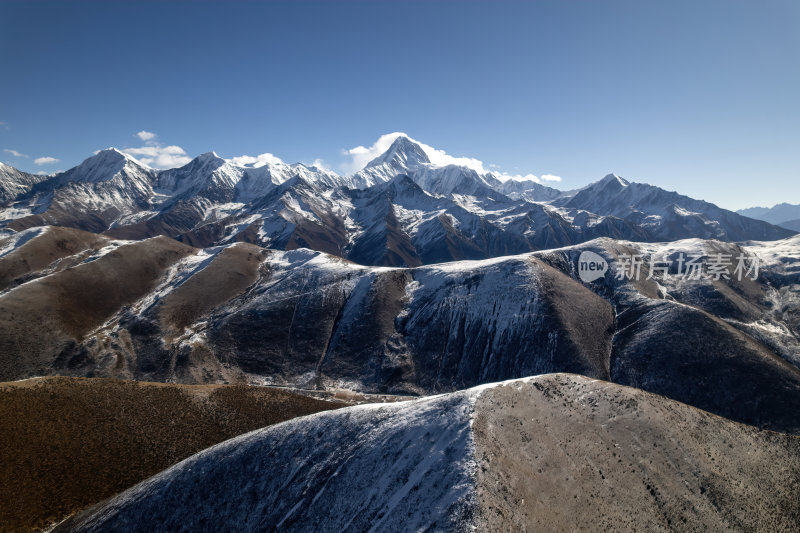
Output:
[528, 237, 800, 433]
[0, 162, 48, 204]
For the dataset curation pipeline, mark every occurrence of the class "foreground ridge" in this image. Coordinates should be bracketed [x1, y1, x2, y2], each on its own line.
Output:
[56, 374, 800, 532]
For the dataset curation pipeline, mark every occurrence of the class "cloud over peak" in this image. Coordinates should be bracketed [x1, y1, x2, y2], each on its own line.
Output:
[343, 132, 486, 174]
[122, 131, 192, 169]
[34, 156, 60, 165]
[492, 172, 562, 184]
[343, 132, 561, 184]
[227, 153, 284, 168]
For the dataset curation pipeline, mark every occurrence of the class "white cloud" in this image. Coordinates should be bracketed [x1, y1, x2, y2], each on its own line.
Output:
[308, 158, 330, 171]
[342, 132, 486, 174]
[3, 149, 27, 157]
[136, 130, 157, 141]
[342, 133, 563, 186]
[0, 121, 8, 130]
[120, 131, 192, 168]
[491, 172, 562, 184]
[540, 174, 562, 182]
[34, 156, 60, 165]
[123, 144, 192, 169]
[227, 152, 284, 168]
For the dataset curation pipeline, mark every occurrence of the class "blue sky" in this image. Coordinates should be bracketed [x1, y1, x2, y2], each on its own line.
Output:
[1, 0, 798, 210]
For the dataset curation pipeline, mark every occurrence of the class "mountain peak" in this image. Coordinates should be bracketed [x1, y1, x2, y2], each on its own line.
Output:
[196, 151, 222, 161]
[50, 148, 149, 185]
[96, 147, 128, 161]
[366, 135, 430, 169]
[76, 148, 134, 173]
[91, 148, 151, 168]
[598, 173, 630, 187]
[190, 151, 226, 167]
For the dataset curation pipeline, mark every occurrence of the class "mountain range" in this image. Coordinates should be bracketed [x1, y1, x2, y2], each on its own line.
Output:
[1, 136, 793, 268]
[738, 202, 800, 232]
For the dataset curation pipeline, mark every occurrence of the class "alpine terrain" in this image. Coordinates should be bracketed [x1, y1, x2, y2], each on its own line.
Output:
[1, 135, 798, 531]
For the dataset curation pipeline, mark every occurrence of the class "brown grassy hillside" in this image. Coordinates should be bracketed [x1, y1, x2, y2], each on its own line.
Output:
[0, 236, 197, 381]
[0, 227, 109, 292]
[0, 377, 344, 532]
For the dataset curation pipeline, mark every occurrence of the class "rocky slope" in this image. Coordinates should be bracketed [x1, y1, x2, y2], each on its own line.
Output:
[1, 227, 799, 432]
[55, 374, 800, 532]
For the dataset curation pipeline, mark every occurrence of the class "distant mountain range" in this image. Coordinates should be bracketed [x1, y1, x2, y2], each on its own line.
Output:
[738, 203, 800, 232]
[1, 136, 793, 267]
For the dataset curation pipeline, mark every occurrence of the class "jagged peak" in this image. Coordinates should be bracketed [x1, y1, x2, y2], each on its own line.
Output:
[94, 147, 127, 161]
[170, 151, 227, 173]
[86, 147, 153, 170]
[598, 173, 630, 187]
[47, 148, 152, 186]
[75, 148, 136, 172]
[195, 151, 223, 163]
[366, 135, 431, 169]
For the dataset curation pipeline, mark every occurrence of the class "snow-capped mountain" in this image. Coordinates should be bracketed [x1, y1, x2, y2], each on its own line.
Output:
[554, 172, 791, 242]
[4, 148, 157, 233]
[4, 137, 797, 532]
[0, 161, 48, 204]
[0, 136, 794, 266]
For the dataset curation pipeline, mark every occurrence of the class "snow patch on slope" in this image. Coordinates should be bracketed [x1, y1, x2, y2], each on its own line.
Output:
[0, 226, 48, 257]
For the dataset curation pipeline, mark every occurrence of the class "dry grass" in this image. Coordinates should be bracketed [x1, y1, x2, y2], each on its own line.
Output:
[0, 236, 196, 381]
[159, 242, 267, 331]
[0, 376, 344, 532]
